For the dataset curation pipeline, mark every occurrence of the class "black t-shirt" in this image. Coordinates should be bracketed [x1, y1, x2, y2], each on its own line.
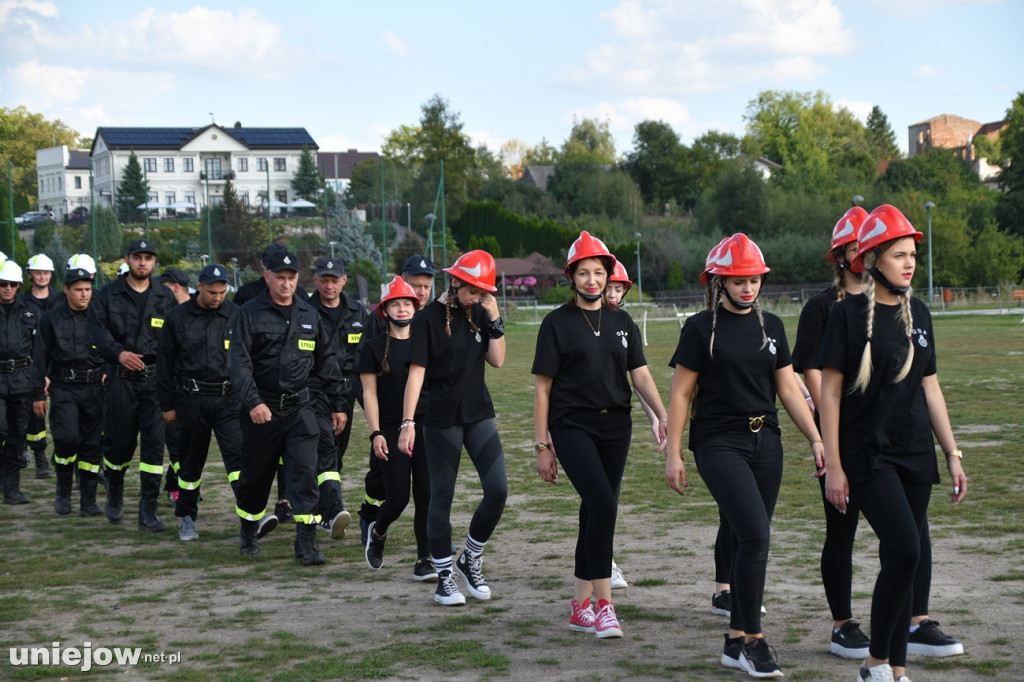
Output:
[407, 299, 494, 428]
[820, 294, 939, 486]
[669, 306, 792, 442]
[126, 282, 151, 310]
[792, 287, 837, 373]
[531, 303, 646, 427]
[357, 335, 424, 425]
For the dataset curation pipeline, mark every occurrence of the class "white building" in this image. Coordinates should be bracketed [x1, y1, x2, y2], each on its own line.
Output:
[36, 145, 91, 222]
[89, 123, 318, 216]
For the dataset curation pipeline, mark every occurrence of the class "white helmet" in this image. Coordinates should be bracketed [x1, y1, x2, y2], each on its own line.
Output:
[117, 262, 129, 276]
[0, 250, 7, 262]
[0, 260, 23, 284]
[27, 254, 55, 272]
[67, 253, 97, 275]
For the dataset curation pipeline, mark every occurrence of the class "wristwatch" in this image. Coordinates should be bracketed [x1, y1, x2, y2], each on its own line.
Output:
[945, 448, 963, 460]
[534, 442, 550, 452]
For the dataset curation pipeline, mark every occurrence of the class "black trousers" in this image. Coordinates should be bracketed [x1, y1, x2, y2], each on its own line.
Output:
[550, 410, 631, 582]
[173, 391, 246, 520]
[49, 381, 103, 473]
[375, 422, 430, 558]
[0, 393, 32, 473]
[26, 411, 47, 453]
[235, 402, 318, 523]
[163, 422, 180, 493]
[102, 374, 165, 482]
[311, 395, 345, 519]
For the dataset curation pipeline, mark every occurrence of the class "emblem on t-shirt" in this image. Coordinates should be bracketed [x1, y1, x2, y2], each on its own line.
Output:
[616, 330, 628, 348]
[913, 327, 929, 347]
[766, 336, 777, 355]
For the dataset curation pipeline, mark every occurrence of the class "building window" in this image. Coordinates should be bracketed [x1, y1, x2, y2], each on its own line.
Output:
[240, 191, 249, 207]
[164, 158, 175, 172]
[183, 158, 194, 172]
[273, 158, 286, 172]
[184, 191, 195, 208]
[237, 157, 248, 172]
[166, 191, 175, 206]
[74, 176, 82, 189]
[58, 177, 62, 190]
[144, 158, 157, 173]
[257, 157, 268, 172]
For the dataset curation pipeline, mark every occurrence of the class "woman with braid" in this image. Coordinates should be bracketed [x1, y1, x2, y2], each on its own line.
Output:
[398, 250, 507, 606]
[665, 233, 823, 679]
[819, 205, 967, 682]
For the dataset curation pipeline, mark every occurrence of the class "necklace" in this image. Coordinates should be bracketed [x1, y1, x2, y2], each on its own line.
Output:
[580, 305, 602, 337]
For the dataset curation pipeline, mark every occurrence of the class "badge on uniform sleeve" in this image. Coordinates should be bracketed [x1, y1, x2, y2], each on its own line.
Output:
[298, 339, 315, 351]
[151, 317, 164, 328]
[224, 339, 230, 349]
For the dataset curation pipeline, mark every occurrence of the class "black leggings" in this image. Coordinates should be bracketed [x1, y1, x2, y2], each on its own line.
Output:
[422, 419, 507, 561]
[714, 513, 737, 585]
[850, 467, 931, 667]
[550, 410, 631, 581]
[695, 430, 783, 636]
[375, 423, 430, 559]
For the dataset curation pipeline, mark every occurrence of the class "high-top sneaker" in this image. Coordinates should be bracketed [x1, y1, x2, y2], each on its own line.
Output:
[434, 569, 466, 606]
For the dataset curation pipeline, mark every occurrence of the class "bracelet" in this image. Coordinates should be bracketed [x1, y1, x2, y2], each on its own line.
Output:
[488, 316, 505, 339]
[534, 442, 549, 453]
[811, 439, 822, 445]
[369, 430, 384, 442]
[399, 421, 415, 430]
[945, 448, 963, 460]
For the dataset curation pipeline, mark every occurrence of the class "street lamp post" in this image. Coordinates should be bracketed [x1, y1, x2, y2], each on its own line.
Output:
[329, 241, 336, 258]
[634, 232, 642, 306]
[424, 213, 437, 298]
[320, 188, 329, 247]
[200, 254, 209, 268]
[230, 257, 239, 289]
[201, 161, 213, 260]
[925, 201, 936, 306]
[143, 168, 151, 240]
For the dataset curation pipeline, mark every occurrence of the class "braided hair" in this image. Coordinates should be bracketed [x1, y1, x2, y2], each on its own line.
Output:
[442, 276, 480, 338]
[708, 276, 768, 358]
[378, 333, 392, 376]
[850, 246, 915, 394]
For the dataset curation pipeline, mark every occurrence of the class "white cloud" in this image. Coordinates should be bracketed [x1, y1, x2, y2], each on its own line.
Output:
[5, 59, 88, 108]
[868, 0, 1003, 17]
[563, 97, 693, 153]
[836, 98, 875, 123]
[914, 64, 941, 78]
[382, 30, 410, 56]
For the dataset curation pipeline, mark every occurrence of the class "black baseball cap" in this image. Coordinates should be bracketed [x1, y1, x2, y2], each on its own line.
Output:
[127, 238, 157, 255]
[402, 254, 434, 276]
[261, 243, 287, 267]
[64, 267, 93, 285]
[265, 249, 300, 273]
[198, 264, 230, 284]
[158, 267, 189, 288]
[314, 257, 346, 277]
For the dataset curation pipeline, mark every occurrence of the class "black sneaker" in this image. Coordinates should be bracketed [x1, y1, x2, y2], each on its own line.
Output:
[414, 558, 438, 582]
[274, 499, 294, 524]
[434, 569, 465, 606]
[712, 590, 731, 616]
[454, 551, 491, 600]
[365, 521, 385, 569]
[720, 634, 744, 671]
[830, 620, 871, 659]
[907, 619, 964, 657]
[739, 637, 783, 679]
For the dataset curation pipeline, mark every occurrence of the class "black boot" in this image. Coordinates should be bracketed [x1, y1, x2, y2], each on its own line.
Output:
[79, 474, 103, 517]
[105, 470, 124, 523]
[34, 450, 53, 479]
[294, 523, 326, 565]
[54, 467, 73, 515]
[3, 469, 30, 505]
[138, 473, 167, 531]
[239, 519, 260, 555]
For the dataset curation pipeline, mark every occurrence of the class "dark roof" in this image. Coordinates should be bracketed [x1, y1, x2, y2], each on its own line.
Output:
[67, 150, 90, 170]
[976, 120, 1006, 137]
[93, 125, 317, 153]
[519, 165, 556, 190]
[316, 150, 381, 180]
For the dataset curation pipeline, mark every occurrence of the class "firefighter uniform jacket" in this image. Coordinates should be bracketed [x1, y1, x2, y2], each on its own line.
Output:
[87, 276, 178, 366]
[307, 290, 369, 380]
[227, 290, 345, 413]
[156, 298, 239, 412]
[37, 304, 104, 391]
[0, 297, 45, 397]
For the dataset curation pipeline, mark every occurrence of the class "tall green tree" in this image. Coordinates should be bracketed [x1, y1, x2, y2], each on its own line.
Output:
[622, 120, 684, 210]
[560, 117, 617, 165]
[865, 105, 902, 163]
[522, 138, 558, 166]
[93, 205, 124, 260]
[995, 91, 1024, 237]
[290, 146, 322, 202]
[115, 153, 148, 222]
[0, 106, 83, 202]
[217, 177, 261, 259]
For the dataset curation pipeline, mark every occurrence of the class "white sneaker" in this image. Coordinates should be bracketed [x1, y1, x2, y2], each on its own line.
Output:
[610, 560, 628, 589]
[178, 516, 198, 541]
[318, 510, 351, 540]
[434, 570, 466, 606]
[857, 662, 895, 682]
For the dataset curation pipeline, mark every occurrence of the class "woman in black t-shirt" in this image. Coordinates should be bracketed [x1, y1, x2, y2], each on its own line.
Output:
[359, 277, 434, 581]
[533, 232, 668, 640]
[398, 250, 507, 607]
[665, 233, 823, 679]
[820, 205, 967, 682]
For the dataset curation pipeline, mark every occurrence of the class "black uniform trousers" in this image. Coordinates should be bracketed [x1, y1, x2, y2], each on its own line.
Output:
[163, 422, 181, 494]
[0, 393, 32, 473]
[173, 390, 246, 521]
[235, 400, 319, 523]
[26, 411, 47, 454]
[312, 394, 345, 518]
[49, 380, 103, 474]
[102, 372, 166, 498]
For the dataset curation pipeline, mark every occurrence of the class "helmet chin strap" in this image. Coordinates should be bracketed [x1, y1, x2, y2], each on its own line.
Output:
[867, 267, 910, 295]
[386, 316, 413, 327]
[572, 283, 603, 303]
[723, 288, 756, 310]
[448, 282, 470, 309]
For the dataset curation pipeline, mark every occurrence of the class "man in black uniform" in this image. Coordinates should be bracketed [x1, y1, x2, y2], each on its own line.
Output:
[88, 239, 177, 530]
[228, 249, 346, 563]
[308, 257, 368, 540]
[156, 267, 191, 507]
[0, 260, 45, 505]
[22, 253, 59, 479]
[158, 264, 261, 541]
[34, 265, 105, 515]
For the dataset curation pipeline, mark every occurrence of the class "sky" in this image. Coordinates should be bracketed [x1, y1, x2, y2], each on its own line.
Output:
[1, 0, 1021, 160]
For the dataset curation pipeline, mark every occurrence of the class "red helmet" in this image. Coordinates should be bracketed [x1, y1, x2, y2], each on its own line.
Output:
[826, 206, 868, 262]
[609, 259, 632, 287]
[377, 276, 419, 319]
[444, 250, 497, 292]
[708, 233, 770, 277]
[699, 238, 729, 285]
[564, 231, 616, 279]
[850, 205, 923, 273]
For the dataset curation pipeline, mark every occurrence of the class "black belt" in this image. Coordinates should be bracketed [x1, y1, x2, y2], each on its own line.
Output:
[58, 366, 104, 383]
[181, 378, 233, 396]
[0, 357, 32, 373]
[115, 363, 157, 380]
[258, 387, 310, 409]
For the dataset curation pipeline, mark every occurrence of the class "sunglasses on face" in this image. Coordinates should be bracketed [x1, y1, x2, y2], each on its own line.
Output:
[0, 282, 19, 289]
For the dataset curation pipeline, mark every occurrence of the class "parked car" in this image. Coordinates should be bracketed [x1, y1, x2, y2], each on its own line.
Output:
[15, 210, 53, 226]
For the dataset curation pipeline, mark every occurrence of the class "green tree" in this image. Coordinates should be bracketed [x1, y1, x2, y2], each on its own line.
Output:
[865, 106, 902, 163]
[468, 234, 501, 257]
[523, 138, 558, 166]
[290, 146, 322, 202]
[115, 153, 148, 222]
[93, 205, 124, 260]
[217, 177, 261, 260]
[995, 92, 1024, 237]
[695, 162, 771, 238]
[0, 106, 84, 202]
[560, 117, 617, 165]
[622, 120, 684, 210]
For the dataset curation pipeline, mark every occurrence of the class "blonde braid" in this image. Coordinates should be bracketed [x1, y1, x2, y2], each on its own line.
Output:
[833, 261, 847, 301]
[893, 287, 915, 383]
[752, 300, 769, 351]
[708, 280, 723, 359]
[851, 278, 876, 394]
[705, 283, 714, 309]
[379, 332, 392, 376]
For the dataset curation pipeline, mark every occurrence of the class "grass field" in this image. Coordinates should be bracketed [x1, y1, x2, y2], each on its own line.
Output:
[1, 312, 1022, 681]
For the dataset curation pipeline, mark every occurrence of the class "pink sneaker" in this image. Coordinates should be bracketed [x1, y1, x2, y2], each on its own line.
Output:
[569, 598, 596, 633]
[594, 600, 623, 639]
